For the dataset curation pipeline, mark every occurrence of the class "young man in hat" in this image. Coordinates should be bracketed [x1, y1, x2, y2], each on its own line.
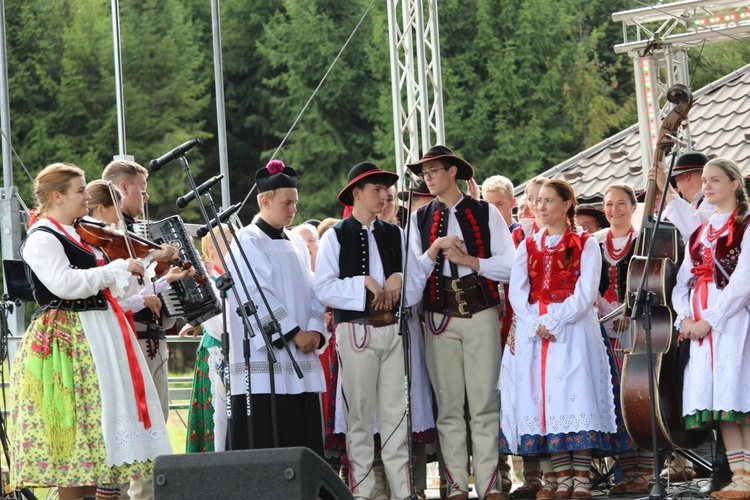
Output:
[576, 204, 609, 234]
[407, 145, 515, 500]
[650, 151, 715, 240]
[224, 160, 328, 453]
[315, 162, 427, 500]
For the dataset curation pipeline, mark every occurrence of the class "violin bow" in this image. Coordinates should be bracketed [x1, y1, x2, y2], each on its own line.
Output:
[107, 181, 144, 285]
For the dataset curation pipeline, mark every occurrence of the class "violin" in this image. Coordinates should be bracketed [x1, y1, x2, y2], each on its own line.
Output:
[74, 218, 207, 285]
[621, 84, 707, 450]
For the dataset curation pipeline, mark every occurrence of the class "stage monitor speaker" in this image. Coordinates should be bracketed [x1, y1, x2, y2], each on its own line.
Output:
[153, 447, 354, 500]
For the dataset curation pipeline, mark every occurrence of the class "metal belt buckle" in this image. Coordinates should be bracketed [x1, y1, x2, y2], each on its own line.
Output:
[451, 279, 469, 315]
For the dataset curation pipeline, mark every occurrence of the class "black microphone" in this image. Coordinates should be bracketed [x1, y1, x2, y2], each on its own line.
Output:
[149, 139, 201, 172]
[176, 174, 224, 209]
[403, 170, 420, 188]
[196, 202, 242, 238]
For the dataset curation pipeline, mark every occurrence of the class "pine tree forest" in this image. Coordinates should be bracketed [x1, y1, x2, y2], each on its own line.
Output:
[3, 0, 749, 224]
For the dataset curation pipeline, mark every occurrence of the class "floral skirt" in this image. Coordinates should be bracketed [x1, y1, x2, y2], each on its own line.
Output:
[686, 410, 750, 430]
[186, 341, 216, 452]
[499, 325, 634, 456]
[9, 309, 151, 488]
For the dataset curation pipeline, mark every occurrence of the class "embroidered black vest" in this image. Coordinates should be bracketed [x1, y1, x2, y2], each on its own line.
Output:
[331, 215, 403, 324]
[21, 226, 108, 314]
[687, 215, 750, 290]
[598, 236, 637, 303]
[415, 196, 501, 311]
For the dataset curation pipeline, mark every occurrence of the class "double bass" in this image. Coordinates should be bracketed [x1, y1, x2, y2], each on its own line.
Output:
[621, 83, 707, 450]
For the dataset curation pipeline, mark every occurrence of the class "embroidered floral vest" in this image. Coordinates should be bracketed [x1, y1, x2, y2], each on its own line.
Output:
[416, 196, 501, 311]
[526, 231, 588, 305]
[687, 216, 750, 290]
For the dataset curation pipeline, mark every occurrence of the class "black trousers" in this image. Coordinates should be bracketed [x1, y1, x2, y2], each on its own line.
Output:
[226, 392, 324, 457]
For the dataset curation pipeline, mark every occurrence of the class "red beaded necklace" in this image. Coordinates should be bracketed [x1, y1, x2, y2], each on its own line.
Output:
[606, 226, 634, 262]
[705, 210, 736, 243]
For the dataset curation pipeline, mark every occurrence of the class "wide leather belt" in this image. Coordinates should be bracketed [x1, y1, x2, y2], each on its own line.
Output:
[441, 275, 490, 318]
[351, 309, 398, 327]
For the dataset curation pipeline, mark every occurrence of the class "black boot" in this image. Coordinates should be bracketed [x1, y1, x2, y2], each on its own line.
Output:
[700, 432, 733, 494]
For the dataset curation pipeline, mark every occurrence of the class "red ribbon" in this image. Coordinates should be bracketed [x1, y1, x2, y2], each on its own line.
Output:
[603, 266, 619, 303]
[102, 288, 152, 429]
[690, 260, 714, 368]
[538, 300, 550, 434]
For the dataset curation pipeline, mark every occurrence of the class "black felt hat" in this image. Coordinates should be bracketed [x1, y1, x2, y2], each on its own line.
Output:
[671, 152, 709, 176]
[577, 204, 610, 229]
[406, 145, 474, 181]
[256, 160, 298, 192]
[397, 179, 434, 201]
[337, 162, 399, 207]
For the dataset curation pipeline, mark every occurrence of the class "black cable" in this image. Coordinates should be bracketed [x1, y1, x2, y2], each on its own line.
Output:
[688, 41, 706, 90]
[348, 408, 408, 491]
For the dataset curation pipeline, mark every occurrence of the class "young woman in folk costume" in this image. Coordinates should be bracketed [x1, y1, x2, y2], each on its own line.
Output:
[512, 176, 547, 247]
[494, 176, 546, 498]
[180, 225, 233, 453]
[8, 164, 172, 500]
[591, 184, 652, 494]
[499, 179, 632, 500]
[673, 158, 750, 499]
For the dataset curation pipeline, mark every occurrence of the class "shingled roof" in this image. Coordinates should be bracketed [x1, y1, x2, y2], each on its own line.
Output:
[515, 63, 750, 202]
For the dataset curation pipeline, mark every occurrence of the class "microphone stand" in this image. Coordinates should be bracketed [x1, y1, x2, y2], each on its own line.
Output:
[175, 156, 304, 449]
[629, 148, 679, 500]
[173, 154, 275, 450]
[209, 214, 305, 449]
[396, 181, 418, 500]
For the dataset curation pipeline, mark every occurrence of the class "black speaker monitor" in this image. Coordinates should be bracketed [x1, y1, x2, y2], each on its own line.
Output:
[153, 447, 353, 500]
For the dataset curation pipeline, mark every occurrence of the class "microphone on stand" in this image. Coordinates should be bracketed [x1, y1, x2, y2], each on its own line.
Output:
[176, 174, 224, 209]
[149, 139, 201, 172]
[196, 202, 242, 238]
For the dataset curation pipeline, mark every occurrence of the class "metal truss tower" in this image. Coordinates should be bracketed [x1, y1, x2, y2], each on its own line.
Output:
[386, 0, 445, 183]
[612, 0, 750, 172]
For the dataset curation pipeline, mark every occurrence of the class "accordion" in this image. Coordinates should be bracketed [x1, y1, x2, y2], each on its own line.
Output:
[136, 215, 221, 326]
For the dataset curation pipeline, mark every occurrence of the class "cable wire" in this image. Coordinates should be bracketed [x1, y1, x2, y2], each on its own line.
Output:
[270, 0, 377, 160]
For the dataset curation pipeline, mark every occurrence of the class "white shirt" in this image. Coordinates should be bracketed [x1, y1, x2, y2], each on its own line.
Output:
[409, 195, 515, 282]
[315, 217, 427, 311]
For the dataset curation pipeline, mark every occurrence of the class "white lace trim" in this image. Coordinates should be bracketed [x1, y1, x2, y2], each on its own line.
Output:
[107, 405, 172, 466]
[702, 307, 726, 334]
[540, 313, 566, 342]
[674, 309, 690, 331]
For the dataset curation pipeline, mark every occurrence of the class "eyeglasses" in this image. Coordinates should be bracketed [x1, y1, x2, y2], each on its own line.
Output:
[418, 167, 446, 180]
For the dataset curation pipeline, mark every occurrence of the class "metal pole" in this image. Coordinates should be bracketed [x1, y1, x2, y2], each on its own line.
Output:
[0, 0, 12, 185]
[211, 0, 230, 209]
[110, 0, 130, 160]
[0, 0, 26, 343]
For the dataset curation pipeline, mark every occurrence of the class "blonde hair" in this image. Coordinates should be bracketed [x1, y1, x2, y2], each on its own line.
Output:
[33, 163, 86, 216]
[102, 159, 148, 186]
[86, 180, 122, 214]
[526, 176, 548, 195]
[201, 224, 230, 259]
[256, 189, 276, 208]
[482, 175, 514, 199]
[704, 158, 748, 226]
[317, 217, 340, 237]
